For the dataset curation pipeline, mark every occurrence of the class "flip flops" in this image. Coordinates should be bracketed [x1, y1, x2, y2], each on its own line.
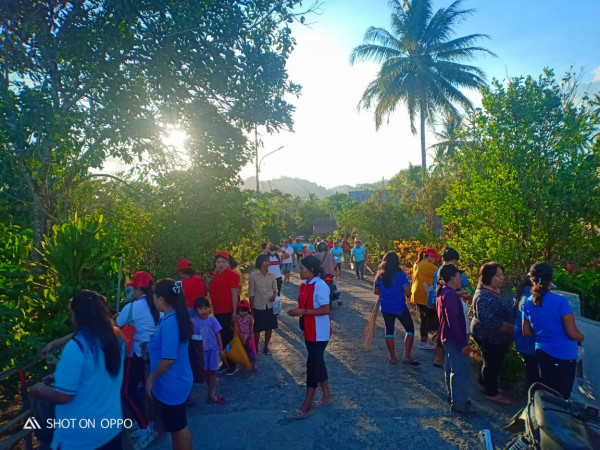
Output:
[206, 395, 226, 404]
[311, 398, 333, 408]
[291, 408, 311, 419]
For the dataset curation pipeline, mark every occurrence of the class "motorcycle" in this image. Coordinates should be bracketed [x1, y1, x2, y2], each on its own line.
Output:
[504, 382, 599, 449]
[322, 274, 342, 307]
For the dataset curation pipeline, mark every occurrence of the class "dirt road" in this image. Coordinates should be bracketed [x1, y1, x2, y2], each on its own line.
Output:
[150, 268, 515, 449]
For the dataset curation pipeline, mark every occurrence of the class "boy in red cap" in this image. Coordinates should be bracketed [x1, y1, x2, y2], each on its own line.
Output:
[177, 258, 208, 315]
[236, 299, 257, 372]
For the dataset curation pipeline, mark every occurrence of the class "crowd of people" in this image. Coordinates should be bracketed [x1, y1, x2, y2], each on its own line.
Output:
[29, 237, 586, 448]
[373, 247, 586, 416]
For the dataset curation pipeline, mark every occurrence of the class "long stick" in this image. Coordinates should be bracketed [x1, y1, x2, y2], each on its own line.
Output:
[116, 257, 123, 313]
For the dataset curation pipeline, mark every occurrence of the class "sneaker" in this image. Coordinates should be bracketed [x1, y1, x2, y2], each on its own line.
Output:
[263, 348, 272, 355]
[356, 276, 360, 280]
[418, 342, 437, 350]
[133, 423, 157, 450]
[216, 364, 228, 374]
[225, 366, 239, 376]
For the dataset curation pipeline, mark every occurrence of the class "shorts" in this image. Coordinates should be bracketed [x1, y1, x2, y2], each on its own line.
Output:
[159, 401, 188, 433]
[335, 262, 342, 271]
[382, 310, 415, 336]
[281, 263, 292, 274]
[296, 252, 304, 260]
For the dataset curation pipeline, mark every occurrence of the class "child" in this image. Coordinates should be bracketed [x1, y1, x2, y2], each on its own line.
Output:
[192, 297, 226, 404]
[236, 299, 258, 372]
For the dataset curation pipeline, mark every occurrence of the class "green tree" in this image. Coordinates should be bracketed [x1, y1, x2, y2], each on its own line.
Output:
[350, 0, 493, 170]
[439, 70, 600, 282]
[0, 0, 306, 256]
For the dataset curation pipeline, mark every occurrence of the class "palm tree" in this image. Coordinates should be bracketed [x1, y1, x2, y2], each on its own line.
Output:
[429, 111, 464, 170]
[350, 0, 494, 171]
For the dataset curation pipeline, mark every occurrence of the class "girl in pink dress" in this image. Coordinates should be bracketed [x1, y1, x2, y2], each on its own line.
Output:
[236, 300, 258, 371]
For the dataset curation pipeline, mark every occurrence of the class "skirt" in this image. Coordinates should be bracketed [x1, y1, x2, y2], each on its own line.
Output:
[254, 308, 278, 332]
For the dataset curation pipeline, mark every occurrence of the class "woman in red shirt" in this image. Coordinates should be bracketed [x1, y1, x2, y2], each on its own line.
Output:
[208, 251, 240, 375]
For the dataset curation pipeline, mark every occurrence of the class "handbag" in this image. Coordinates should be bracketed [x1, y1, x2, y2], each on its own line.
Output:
[272, 295, 282, 315]
[416, 265, 436, 310]
[121, 301, 135, 355]
[426, 271, 438, 309]
[225, 323, 251, 369]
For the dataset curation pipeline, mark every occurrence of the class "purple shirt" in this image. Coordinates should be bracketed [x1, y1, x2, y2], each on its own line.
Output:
[437, 286, 468, 348]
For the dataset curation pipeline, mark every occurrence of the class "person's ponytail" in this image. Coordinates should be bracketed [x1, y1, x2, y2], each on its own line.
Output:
[154, 279, 193, 341]
[531, 282, 549, 307]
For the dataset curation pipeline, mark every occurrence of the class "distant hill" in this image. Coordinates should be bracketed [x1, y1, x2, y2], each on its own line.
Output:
[241, 176, 384, 198]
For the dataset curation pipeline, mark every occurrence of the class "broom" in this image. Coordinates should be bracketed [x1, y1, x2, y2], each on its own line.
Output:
[360, 298, 380, 351]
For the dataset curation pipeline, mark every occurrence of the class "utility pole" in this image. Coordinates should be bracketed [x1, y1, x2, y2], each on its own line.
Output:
[255, 126, 260, 192]
[256, 144, 286, 192]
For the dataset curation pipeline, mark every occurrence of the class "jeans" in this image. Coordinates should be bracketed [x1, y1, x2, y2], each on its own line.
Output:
[537, 349, 576, 399]
[355, 260, 365, 278]
[443, 341, 471, 409]
[475, 339, 509, 397]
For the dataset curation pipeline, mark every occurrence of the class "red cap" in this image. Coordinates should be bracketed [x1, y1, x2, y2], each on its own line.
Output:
[215, 251, 230, 260]
[177, 258, 193, 271]
[237, 299, 251, 310]
[126, 271, 153, 288]
[424, 248, 440, 261]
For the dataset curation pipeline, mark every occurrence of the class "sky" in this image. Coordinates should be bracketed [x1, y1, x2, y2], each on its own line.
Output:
[235, 0, 600, 189]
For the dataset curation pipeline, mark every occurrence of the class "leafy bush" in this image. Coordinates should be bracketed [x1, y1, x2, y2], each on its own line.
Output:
[0, 225, 44, 370]
[555, 267, 600, 321]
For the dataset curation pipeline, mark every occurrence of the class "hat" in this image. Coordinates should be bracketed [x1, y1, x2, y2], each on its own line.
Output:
[215, 251, 230, 260]
[237, 299, 251, 310]
[177, 258, 193, 271]
[424, 248, 440, 261]
[126, 271, 153, 288]
[439, 264, 464, 283]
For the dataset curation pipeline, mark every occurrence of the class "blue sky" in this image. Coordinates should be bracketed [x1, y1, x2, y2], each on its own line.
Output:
[238, 0, 600, 189]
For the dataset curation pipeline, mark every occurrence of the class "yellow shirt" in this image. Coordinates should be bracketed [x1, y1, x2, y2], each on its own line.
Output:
[410, 260, 437, 305]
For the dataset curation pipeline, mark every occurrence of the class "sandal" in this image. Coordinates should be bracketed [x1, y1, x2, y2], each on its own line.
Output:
[402, 358, 420, 366]
[206, 395, 226, 404]
[291, 408, 311, 419]
[311, 398, 333, 408]
[433, 362, 444, 368]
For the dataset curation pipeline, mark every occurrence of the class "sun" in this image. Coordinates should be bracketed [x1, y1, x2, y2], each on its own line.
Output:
[162, 129, 187, 151]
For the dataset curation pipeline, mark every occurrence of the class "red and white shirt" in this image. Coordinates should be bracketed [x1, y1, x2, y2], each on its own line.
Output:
[298, 277, 331, 342]
[268, 253, 282, 278]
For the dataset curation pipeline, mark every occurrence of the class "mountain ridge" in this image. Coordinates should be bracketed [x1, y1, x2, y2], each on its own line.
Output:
[241, 176, 383, 198]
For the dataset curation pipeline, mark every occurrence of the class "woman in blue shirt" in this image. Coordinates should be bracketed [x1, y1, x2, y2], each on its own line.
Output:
[513, 275, 538, 388]
[523, 263, 585, 399]
[30, 290, 125, 450]
[146, 279, 194, 449]
[373, 252, 418, 365]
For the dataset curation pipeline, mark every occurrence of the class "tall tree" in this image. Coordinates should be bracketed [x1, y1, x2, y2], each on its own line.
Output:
[0, 0, 308, 256]
[350, 0, 494, 171]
